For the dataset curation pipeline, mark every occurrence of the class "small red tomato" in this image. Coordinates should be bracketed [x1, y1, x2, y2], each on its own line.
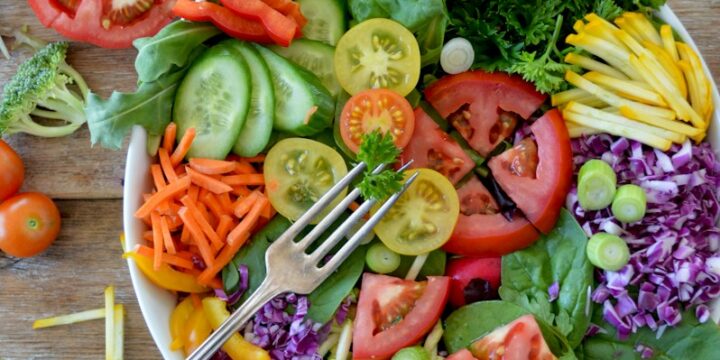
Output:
[446, 256, 501, 308]
[0, 140, 25, 201]
[0, 192, 61, 257]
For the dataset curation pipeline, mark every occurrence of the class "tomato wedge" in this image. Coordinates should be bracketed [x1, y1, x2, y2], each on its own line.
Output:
[29, 0, 175, 48]
[443, 176, 538, 257]
[353, 274, 450, 360]
[446, 256, 501, 308]
[469, 315, 556, 360]
[488, 110, 573, 234]
[424, 71, 546, 156]
[399, 108, 474, 185]
[339, 89, 415, 153]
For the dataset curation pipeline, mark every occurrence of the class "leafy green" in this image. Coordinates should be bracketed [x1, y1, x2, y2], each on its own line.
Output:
[307, 245, 367, 324]
[583, 307, 720, 360]
[356, 130, 404, 200]
[390, 248, 446, 279]
[445, 0, 667, 93]
[499, 209, 593, 348]
[133, 21, 220, 84]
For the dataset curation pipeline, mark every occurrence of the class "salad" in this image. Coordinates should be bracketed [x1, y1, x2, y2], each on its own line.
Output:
[1, 0, 719, 359]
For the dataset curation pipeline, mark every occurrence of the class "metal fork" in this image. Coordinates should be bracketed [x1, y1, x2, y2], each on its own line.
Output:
[188, 160, 418, 360]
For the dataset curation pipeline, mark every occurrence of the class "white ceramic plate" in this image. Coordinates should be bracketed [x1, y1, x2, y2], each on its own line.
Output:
[123, 5, 720, 359]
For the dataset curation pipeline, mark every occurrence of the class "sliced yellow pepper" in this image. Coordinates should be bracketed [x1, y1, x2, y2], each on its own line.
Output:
[124, 251, 208, 293]
[203, 297, 271, 360]
[170, 297, 196, 351]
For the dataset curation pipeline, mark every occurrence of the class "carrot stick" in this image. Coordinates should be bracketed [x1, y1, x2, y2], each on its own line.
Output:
[221, 174, 265, 186]
[171, 128, 196, 166]
[218, 192, 234, 214]
[150, 164, 167, 190]
[190, 293, 203, 309]
[180, 225, 190, 244]
[197, 231, 250, 285]
[231, 185, 252, 197]
[180, 196, 224, 252]
[233, 160, 256, 174]
[178, 207, 215, 268]
[197, 202, 216, 228]
[228, 195, 267, 247]
[188, 185, 200, 202]
[160, 216, 177, 255]
[175, 165, 187, 177]
[202, 192, 228, 219]
[135, 177, 191, 218]
[150, 212, 164, 271]
[163, 122, 177, 153]
[143, 231, 153, 242]
[260, 200, 274, 219]
[187, 167, 233, 194]
[215, 215, 234, 242]
[189, 158, 237, 175]
[158, 148, 178, 183]
[135, 245, 193, 270]
[242, 154, 266, 163]
[233, 191, 260, 218]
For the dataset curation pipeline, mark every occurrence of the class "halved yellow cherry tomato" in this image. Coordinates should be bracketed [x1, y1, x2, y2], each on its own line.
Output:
[264, 138, 348, 224]
[340, 88, 416, 153]
[372, 168, 460, 255]
[334, 18, 421, 96]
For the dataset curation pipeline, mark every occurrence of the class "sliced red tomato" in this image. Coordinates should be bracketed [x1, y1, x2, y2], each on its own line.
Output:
[443, 177, 538, 257]
[446, 256, 501, 308]
[447, 349, 478, 360]
[353, 274, 450, 360]
[399, 108, 474, 185]
[29, 0, 175, 48]
[424, 71, 546, 157]
[469, 315, 556, 360]
[340, 89, 415, 153]
[488, 110, 572, 234]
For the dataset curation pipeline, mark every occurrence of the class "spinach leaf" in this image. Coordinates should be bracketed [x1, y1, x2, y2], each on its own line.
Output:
[133, 21, 220, 84]
[583, 307, 720, 360]
[306, 245, 367, 324]
[374, 0, 445, 32]
[443, 300, 575, 358]
[390, 248, 446, 279]
[416, 14, 448, 68]
[348, 0, 390, 21]
[499, 209, 593, 348]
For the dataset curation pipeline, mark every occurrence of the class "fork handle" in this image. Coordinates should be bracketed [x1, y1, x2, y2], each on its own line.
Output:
[187, 279, 282, 360]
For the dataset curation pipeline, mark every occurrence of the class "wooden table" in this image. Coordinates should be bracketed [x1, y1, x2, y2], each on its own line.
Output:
[0, 1, 719, 359]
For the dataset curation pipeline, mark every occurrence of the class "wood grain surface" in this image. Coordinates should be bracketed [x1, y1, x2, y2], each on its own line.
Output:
[0, 1, 718, 359]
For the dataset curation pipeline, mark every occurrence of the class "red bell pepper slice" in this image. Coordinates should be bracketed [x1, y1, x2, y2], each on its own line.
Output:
[220, 0, 298, 46]
[261, 0, 308, 28]
[172, 0, 272, 44]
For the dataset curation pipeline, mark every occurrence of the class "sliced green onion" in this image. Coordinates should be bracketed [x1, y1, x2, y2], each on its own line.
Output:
[612, 184, 647, 223]
[441, 37, 474, 74]
[586, 232, 630, 271]
[578, 159, 617, 210]
[366, 243, 402, 274]
[392, 346, 431, 360]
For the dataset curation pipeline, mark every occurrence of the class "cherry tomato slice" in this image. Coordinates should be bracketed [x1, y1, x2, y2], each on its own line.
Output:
[0, 192, 61, 258]
[339, 88, 415, 153]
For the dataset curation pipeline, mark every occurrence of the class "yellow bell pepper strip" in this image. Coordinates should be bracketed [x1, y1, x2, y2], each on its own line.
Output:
[105, 285, 115, 360]
[203, 297, 271, 360]
[123, 251, 208, 293]
[113, 304, 125, 360]
[33, 308, 106, 329]
[184, 306, 213, 355]
[170, 297, 196, 351]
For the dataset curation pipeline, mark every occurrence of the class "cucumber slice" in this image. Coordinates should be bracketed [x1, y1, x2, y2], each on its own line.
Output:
[270, 39, 341, 97]
[221, 40, 275, 157]
[174, 44, 251, 159]
[253, 44, 334, 136]
[297, 0, 347, 46]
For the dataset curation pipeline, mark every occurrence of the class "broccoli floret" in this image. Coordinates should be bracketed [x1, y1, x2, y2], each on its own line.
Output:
[0, 40, 89, 137]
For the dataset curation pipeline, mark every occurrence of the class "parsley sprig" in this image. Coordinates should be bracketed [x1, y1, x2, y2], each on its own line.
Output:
[356, 131, 404, 200]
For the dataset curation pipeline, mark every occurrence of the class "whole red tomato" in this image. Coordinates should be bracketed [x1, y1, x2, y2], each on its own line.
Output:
[0, 193, 61, 257]
[0, 140, 25, 201]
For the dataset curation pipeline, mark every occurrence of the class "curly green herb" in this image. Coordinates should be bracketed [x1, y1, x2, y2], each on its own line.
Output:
[356, 131, 404, 200]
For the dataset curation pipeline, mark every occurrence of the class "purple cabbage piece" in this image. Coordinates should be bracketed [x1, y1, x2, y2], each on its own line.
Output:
[548, 282, 560, 302]
[569, 136, 720, 337]
[215, 265, 249, 306]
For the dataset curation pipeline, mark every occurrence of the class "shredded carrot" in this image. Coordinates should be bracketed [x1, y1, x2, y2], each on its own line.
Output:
[160, 216, 177, 255]
[150, 164, 167, 190]
[189, 158, 237, 175]
[218, 192, 234, 214]
[190, 293, 203, 309]
[180, 225, 190, 244]
[202, 192, 229, 219]
[348, 201, 361, 212]
[136, 177, 191, 219]
[221, 174, 265, 186]
[180, 196, 224, 253]
[215, 215, 234, 242]
[231, 185, 252, 197]
[260, 200, 274, 219]
[135, 245, 193, 270]
[150, 212, 164, 270]
[242, 154, 266, 163]
[233, 191, 260, 218]
[188, 185, 200, 202]
[198, 230, 251, 285]
[234, 160, 256, 174]
[178, 207, 215, 268]
[174, 165, 187, 177]
[228, 195, 268, 247]
[163, 122, 177, 153]
[158, 148, 178, 183]
[198, 187, 209, 202]
[197, 202, 216, 228]
[143, 231, 153, 242]
[170, 128, 196, 167]
[187, 167, 233, 194]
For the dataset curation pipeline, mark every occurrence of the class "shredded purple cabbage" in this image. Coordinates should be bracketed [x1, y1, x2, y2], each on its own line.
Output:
[548, 282, 560, 302]
[568, 135, 720, 337]
[249, 293, 330, 360]
[215, 265, 249, 306]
